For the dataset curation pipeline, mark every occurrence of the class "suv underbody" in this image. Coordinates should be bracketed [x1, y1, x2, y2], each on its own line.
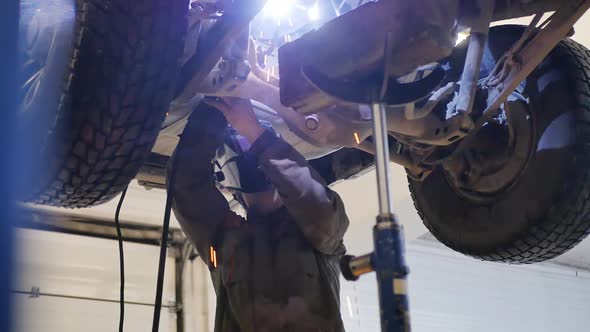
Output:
[17, 0, 590, 263]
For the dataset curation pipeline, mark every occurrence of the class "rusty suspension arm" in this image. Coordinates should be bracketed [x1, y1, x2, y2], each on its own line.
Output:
[455, 0, 590, 153]
[174, 0, 267, 102]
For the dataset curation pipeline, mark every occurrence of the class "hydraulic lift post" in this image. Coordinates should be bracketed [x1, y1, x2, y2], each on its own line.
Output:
[288, 27, 422, 330]
[371, 102, 411, 331]
[340, 102, 411, 332]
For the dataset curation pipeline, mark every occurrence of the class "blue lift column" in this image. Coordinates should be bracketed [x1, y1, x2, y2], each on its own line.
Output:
[340, 102, 411, 332]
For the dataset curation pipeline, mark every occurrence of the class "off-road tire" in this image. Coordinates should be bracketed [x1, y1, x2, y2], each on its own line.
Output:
[409, 26, 590, 263]
[18, 0, 187, 207]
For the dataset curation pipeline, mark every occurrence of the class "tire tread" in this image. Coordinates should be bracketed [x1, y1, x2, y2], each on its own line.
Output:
[409, 38, 590, 264]
[27, 0, 187, 207]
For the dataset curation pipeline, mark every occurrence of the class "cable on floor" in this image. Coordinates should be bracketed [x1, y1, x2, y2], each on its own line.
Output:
[152, 150, 180, 332]
[115, 186, 129, 332]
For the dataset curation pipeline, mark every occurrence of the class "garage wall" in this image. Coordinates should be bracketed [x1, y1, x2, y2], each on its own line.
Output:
[182, 257, 216, 332]
[13, 229, 177, 332]
[341, 224, 590, 332]
[13, 295, 173, 332]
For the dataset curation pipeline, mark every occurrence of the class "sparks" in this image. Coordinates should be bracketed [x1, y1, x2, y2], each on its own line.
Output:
[209, 246, 218, 269]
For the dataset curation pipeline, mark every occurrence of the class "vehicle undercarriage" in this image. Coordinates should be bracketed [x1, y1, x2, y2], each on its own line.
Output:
[17, 0, 590, 263]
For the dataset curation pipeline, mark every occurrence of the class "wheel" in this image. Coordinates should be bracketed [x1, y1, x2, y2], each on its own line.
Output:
[408, 25, 590, 263]
[18, 0, 188, 207]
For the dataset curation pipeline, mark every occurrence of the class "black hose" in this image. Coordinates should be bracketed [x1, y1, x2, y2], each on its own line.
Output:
[151, 191, 173, 332]
[115, 186, 129, 332]
[152, 151, 179, 332]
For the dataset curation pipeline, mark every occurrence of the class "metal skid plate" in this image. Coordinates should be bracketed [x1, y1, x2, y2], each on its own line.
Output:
[278, 0, 459, 113]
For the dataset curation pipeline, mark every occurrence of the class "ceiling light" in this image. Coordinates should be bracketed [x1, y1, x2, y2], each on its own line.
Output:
[307, 2, 320, 21]
[263, 0, 294, 19]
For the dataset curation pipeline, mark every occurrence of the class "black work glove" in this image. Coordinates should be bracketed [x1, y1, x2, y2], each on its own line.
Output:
[177, 100, 228, 162]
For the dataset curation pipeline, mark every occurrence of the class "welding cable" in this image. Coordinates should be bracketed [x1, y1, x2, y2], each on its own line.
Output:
[151, 191, 173, 332]
[152, 152, 179, 332]
[115, 186, 129, 332]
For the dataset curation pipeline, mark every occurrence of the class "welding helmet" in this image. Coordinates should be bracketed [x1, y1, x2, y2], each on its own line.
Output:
[214, 122, 276, 193]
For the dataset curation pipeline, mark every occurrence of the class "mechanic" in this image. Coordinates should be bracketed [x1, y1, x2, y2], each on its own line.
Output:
[167, 97, 350, 331]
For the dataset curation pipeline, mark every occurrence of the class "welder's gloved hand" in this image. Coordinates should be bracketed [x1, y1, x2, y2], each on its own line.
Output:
[203, 97, 265, 145]
[178, 101, 228, 159]
[173, 102, 228, 181]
